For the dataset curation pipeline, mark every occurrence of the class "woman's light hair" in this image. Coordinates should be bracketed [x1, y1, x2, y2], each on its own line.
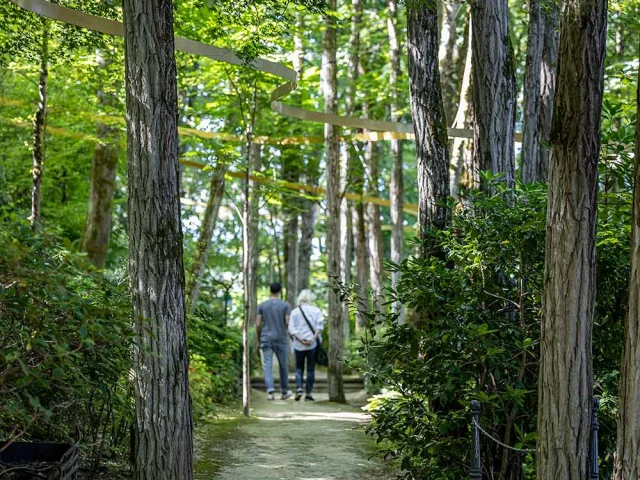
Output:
[297, 289, 316, 305]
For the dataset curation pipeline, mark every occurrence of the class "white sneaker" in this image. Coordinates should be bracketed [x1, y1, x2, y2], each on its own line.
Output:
[267, 392, 275, 401]
[281, 390, 293, 400]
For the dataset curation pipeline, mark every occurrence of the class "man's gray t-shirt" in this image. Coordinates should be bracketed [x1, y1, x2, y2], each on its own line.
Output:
[257, 298, 291, 342]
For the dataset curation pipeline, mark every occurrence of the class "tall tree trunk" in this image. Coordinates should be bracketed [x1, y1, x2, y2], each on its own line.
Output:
[407, 0, 451, 250]
[352, 175, 370, 330]
[122, 0, 193, 478]
[538, 1, 560, 182]
[613, 42, 640, 480]
[324, 0, 345, 404]
[521, 0, 560, 183]
[340, 190, 353, 342]
[31, 21, 49, 233]
[283, 152, 300, 307]
[242, 143, 261, 416]
[388, 0, 404, 324]
[521, 0, 544, 183]
[438, 0, 463, 123]
[82, 53, 119, 269]
[365, 140, 384, 316]
[186, 158, 227, 310]
[470, 0, 516, 189]
[536, 0, 607, 477]
[451, 12, 475, 196]
[297, 196, 317, 292]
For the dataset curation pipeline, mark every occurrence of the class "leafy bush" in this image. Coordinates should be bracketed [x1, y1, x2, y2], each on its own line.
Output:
[354, 182, 630, 479]
[0, 219, 134, 470]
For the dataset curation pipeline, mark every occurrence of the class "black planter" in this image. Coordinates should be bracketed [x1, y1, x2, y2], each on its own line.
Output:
[0, 442, 78, 480]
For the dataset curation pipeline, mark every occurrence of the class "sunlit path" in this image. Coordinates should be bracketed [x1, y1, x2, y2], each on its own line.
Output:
[194, 390, 398, 480]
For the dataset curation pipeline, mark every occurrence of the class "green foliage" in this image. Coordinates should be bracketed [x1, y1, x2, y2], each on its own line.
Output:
[0, 218, 133, 464]
[355, 182, 631, 479]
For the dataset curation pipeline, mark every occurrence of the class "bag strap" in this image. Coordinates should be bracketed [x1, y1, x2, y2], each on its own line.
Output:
[299, 306, 316, 335]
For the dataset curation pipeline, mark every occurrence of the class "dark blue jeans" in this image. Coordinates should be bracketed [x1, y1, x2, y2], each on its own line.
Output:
[261, 339, 289, 393]
[295, 348, 316, 395]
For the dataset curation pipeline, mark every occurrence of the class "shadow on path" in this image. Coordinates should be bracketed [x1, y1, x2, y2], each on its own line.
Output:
[194, 389, 399, 480]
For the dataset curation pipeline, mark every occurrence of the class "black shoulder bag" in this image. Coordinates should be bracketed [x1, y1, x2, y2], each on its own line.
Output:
[299, 306, 328, 367]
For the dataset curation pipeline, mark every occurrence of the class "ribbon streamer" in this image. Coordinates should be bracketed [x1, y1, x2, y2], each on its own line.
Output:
[8, 0, 479, 141]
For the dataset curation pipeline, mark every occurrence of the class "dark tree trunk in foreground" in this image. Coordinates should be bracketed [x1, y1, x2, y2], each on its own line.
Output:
[31, 22, 49, 232]
[388, 0, 404, 323]
[614, 44, 640, 480]
[82, 51, 119, 269]
[536, 0, 607, 477]
[470, 0, 516, 189]
[122, 0, 193, 478]
[407, 0, 450, 249]
[186, 158, 227, 310]
[521, 0, 560, 183]
[243, 143, 261, 416]
[324, 0, 345, 404]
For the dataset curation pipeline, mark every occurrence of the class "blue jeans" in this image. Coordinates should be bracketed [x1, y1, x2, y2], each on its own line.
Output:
[295, 348, 316, 395]
[261, 339, 289, 393]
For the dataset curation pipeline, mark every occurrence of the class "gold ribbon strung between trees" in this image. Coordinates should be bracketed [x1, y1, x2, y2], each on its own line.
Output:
[7, 0, 492, 144]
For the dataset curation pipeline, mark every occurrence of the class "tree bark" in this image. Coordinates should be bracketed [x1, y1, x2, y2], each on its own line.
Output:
[521, 0, 544, 183]
[31, 21, 49, 233]
[407, 0, 451, 249]
[450, 11, 475, 196]
[283, 152, 300, 307]
[82, 51, 118, 269]
[243, 143, 261, 416]
[438, 0, 463, 124]
[340, 190, 353, 342]
[323, 0, 345, 404]
[521, 0, 560, 183]
[352, 176, 370, 331]
[186, 158, 227, 310]
[388, 0, 404, 324]
[122, 0, 193, 478]
[613, 41, 640, 480]
[536, 0, 607, 478]
[297, 197, 317, 292]
[538, 0, 560, 182]
[365, 140, 384, 317]
[470, 0, 516, 189]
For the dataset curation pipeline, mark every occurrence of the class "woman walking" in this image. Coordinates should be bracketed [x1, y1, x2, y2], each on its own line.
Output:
[288, 289, 324, 401]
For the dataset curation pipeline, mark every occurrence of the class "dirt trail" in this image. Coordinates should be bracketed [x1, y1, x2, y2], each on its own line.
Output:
[194, 389, 399, 480]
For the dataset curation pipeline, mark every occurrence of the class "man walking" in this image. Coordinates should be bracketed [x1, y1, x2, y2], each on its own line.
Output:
[257, 282, 293, 400]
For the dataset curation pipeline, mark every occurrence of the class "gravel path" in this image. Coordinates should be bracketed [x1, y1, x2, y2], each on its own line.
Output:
[194, 389, 399, 480]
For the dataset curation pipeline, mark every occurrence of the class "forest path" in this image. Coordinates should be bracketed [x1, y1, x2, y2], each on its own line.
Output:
[193, 389, 399, 480]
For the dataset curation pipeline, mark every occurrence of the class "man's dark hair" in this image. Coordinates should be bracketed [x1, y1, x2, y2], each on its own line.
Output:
[270, 282, 282, 294]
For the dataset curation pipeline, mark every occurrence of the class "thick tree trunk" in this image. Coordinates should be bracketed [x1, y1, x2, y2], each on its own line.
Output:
[613, 43, 640, 480]
[438, 0, 463, 124]
[122, 0, 193, 478]
[82, 51, 118, 269]
[538, 1, 560, 182]
[242, 143, 261, 416]
[450, 12, 475, 195]
[388, 0, 404, 324]
[323, 0, 345, 404]
[470, 0, 516, 189]
[31, 22, 49, 233]
[521, 0, 560, 183]
[186, 158, 227, 310]
[407, 0, 451, 249]
[536, 0, 607, 478]
[365, 140, 384, 316]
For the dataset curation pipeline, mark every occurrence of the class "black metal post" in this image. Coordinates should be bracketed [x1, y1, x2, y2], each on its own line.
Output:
[591, 397, 599, 480]
[471, 400, 482, 480]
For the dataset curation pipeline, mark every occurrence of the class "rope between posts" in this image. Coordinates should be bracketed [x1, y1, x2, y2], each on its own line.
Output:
[473, 420, 536, 454]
